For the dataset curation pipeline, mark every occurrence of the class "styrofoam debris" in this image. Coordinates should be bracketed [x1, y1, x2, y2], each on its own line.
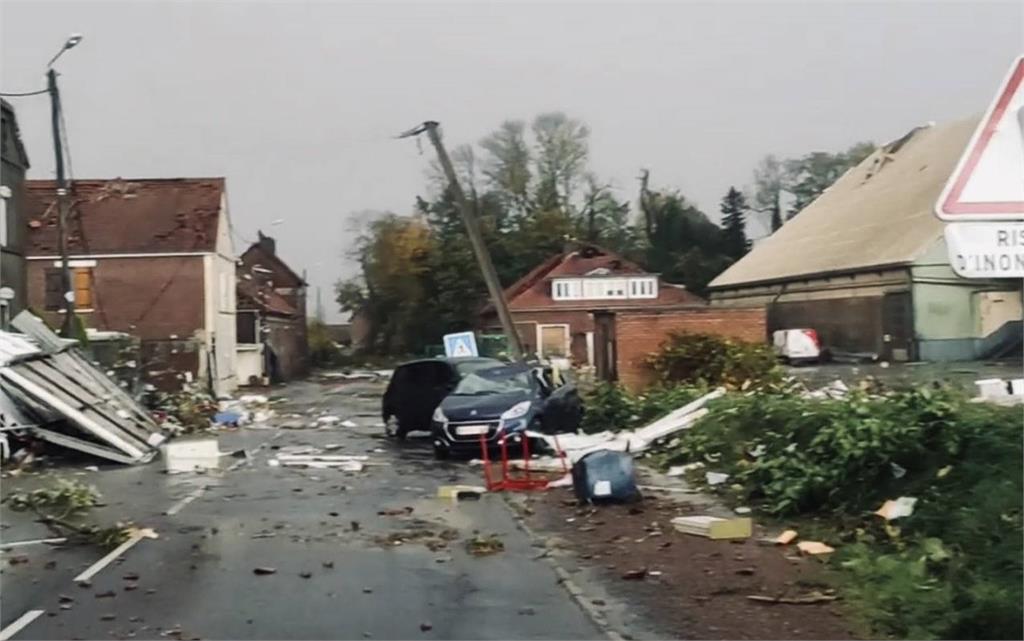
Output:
[875, 496, 917, 520]
[705, 472, 729, 486]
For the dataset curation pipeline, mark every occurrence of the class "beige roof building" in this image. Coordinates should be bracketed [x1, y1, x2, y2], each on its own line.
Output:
[710, 118, 1022, 362]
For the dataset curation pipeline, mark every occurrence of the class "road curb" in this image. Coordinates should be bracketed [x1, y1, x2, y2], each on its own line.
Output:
[501, 494, 626, 641]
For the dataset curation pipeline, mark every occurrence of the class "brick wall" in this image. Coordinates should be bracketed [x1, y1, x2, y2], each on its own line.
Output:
[27, 256, 205, 339]
[27, 256, 207, 390]
[615, 307, 767, 390]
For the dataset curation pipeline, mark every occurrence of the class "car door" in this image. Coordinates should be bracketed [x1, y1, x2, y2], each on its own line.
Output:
[538, 367, 582, 433]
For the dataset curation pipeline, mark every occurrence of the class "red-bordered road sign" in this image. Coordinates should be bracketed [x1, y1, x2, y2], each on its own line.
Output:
[936, 55, 1024, 221]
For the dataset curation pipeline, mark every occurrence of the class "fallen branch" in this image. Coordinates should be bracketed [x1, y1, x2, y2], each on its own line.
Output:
[746, 592, 838, 605]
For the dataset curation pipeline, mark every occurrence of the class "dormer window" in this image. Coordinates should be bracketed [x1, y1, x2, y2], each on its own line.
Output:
[552, 276, 658, 301]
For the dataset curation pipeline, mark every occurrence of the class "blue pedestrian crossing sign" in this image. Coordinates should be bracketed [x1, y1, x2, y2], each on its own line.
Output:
[443, 331, 479, 358]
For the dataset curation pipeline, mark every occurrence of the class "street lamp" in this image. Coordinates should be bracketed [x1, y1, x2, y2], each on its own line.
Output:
[47, 33, 83, 69]
[46, 33, 83, 336]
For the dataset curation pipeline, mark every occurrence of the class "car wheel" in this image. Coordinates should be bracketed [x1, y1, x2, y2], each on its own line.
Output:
[433, 443, 450, 460]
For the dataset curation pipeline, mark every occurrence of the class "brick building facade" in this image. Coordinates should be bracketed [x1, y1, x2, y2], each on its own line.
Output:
[24, 178, 238, 394]
[613, 307, 768, 390]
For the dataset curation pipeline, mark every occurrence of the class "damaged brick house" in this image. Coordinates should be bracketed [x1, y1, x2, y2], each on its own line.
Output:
[23, 178, 238, 394]
[1, 99, 31, 325]
[480, 243, 767, 388]
[235, 232, 309, 384]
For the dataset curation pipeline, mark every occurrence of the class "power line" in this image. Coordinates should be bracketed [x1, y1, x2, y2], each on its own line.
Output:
[0, 88, 49, 97]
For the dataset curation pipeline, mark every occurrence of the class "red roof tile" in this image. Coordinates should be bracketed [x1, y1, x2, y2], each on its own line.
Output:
[25, 178, 225, 255]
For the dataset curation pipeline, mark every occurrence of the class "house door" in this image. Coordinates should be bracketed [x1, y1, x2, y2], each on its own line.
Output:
[593, 312, 617, 381]
[538, 325, 570, 359]
[882, 292, 914, 361]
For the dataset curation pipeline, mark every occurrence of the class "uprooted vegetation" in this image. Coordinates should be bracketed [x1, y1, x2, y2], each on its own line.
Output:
[582, 379, 1023, 640]
[4, 480, 133, 548]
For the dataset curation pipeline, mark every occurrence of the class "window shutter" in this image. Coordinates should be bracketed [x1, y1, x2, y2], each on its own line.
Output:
[73, 268, 93, 309]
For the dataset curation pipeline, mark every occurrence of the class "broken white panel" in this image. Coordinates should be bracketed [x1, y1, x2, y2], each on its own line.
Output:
[163, 438, 221, 472]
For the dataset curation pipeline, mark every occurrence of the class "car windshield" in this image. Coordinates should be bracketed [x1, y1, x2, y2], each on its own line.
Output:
[452, 369, 532, 395]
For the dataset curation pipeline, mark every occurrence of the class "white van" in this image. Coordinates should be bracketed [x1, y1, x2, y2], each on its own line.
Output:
[772, 329, 822, 364]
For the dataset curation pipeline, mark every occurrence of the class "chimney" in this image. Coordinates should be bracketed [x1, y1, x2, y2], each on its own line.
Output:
[257, 230, 276, 255]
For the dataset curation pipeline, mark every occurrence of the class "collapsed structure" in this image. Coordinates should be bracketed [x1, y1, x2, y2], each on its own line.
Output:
[0, 312, 165, 464]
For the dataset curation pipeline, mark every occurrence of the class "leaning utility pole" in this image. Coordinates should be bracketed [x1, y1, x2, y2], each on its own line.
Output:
[399, 121, 524, 361]
[47, 68, 75, 337]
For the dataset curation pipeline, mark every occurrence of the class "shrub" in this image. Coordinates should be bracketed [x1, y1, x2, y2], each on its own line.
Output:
[646, 332, 780, 388]
[661, 385, 1022, 639]
[308, 320, 343, 367]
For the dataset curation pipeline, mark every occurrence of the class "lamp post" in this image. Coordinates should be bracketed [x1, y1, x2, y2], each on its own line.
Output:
[47, 33, 83, 337]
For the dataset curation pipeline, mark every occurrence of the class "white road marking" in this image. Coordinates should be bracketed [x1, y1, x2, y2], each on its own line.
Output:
[73, 531, 146, 583]
[0, 609, 45, 640]
[0, 537, 67, 550]
[165, 486, 207, 516]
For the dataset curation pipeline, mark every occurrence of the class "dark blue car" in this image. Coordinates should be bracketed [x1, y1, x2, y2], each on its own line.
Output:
[430, 363, 583, 459]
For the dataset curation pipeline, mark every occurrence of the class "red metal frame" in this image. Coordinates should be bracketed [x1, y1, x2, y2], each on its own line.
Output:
[479, 431, 568, 492]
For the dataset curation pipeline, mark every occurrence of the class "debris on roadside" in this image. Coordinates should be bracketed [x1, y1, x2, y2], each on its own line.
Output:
[874, 496, 918, 520]
[775, 529, 799, 545]
[621, 568, 647, 580]
[671, 516, 752, 540]
[571, 450, 641, 503]
[271, 451, 367, 471]
[252, 567, 277, 575]
[437, 485, 487, 500]
[1, 314, 167, 464]
[796, 541, 835, 555]
[162, 437, 221, 473]
[5, 480, 135, 547]
[747, 591, 837, 605]
[465, 534, 504, 556]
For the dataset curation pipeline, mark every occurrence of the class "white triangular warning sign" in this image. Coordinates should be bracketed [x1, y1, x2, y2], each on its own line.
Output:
[936, 56, 1024, 221]
[451, 339, 473, 357]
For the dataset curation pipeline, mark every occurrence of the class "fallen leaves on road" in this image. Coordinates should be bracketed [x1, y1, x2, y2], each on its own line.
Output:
[465, 534, 504, 557]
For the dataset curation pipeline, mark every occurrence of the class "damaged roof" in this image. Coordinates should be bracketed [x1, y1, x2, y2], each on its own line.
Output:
[24, 178, 225, 255]
[709, 117, 978, 290]
[237, 268, 299, 316]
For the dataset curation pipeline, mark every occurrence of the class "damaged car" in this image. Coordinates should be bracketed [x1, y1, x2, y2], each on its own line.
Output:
[381, 356, 503, 439]
[430, 363, 583, 459]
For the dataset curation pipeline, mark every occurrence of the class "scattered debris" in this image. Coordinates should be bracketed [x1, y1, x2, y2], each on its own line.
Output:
[671, 516, 752, 540]
[96, 590, 116, 598]
[419, 622, 432, 632]
[163, 438, 221, 473]
[621, 568, 647, 580]
[465, 534, 504, 556]
[572, 450, 641, 503]
[705, 472, 730, 486]
[377, 507, 414, 516]
[875, 496, 917, 520]
[252, 567, 277, 575]
[299, 571, 312, 579]
[796, 541, 835, 555]
[437, 485, 487, 500]
[747, 591, 837, 605]
[775, 530, 798, 545]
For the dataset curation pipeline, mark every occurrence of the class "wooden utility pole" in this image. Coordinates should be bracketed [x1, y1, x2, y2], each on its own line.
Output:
[400, 121, 524, 361]
[48, 68, 75, 337]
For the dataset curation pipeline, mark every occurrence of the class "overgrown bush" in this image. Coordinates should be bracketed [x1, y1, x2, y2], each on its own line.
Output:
[661, 386, 1022, 639]
[579, 382, 707, 433]
[308, 320, 344, 367]
[646, 332, 781, 388]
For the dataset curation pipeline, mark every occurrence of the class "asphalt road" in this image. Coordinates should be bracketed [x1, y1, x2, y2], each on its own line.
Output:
[0, 378, 609, 640]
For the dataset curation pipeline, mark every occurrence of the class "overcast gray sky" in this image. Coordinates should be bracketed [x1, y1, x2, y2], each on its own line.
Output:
[2, 0, 1021, 321]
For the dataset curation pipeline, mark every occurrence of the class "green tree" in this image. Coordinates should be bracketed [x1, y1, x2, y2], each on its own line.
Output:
[752, 154, 785, 233]
[719, 186, 750, 259]
[531, 112, 589, 211]
[784, 141, 874, 219]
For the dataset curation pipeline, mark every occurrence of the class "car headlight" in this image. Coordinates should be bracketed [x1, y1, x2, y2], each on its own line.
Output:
[432, 406, 447, 423]
[500, 401, 531, 421]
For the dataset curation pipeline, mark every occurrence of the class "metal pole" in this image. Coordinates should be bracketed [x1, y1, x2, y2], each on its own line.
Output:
[419, 122, 524, 361]
[47, 69, 75, 337]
